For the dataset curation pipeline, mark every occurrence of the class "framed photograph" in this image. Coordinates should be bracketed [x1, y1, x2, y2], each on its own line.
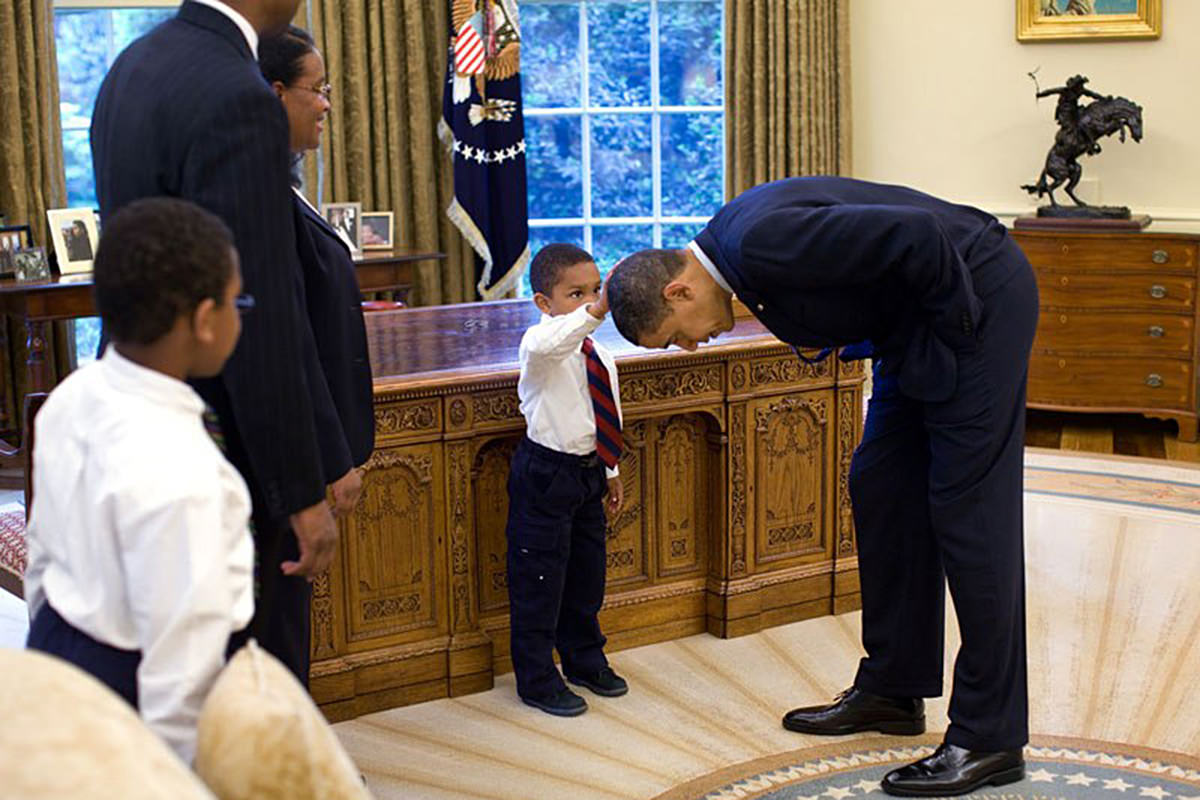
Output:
[359, 212, 394, 251]
[13, 247, 51, 282]
[1018, 0, 1160, 42]
[0, 225, 33, 278]
[321, 201, 362, 254]
[46, 207, 100, 274]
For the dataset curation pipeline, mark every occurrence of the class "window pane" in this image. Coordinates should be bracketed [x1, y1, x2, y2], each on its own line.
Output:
[591, 114, 651, 217]
[587, 2, 650, 107]
[54, 10, 113, 125]
[522, 225, 586, 297]
[659, 1, 722, 106]
[591, 224, 652, 275]
[520, 3, 581, 108]
[63, 129, 98, 209]
[661, 112, 722, 217]
[73, 318, 103, 366]
[661, 222, 703, 249]
[526, 115, 583, 218]
[110, 9, 173, 52]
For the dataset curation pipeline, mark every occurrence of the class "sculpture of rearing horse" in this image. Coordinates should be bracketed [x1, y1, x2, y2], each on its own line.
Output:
[1023, 90, 1143, 207]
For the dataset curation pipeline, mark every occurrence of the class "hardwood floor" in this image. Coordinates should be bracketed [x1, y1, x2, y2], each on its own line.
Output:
[1026, 409, 1200, 462]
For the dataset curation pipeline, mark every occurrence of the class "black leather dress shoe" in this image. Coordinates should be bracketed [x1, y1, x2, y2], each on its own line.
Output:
[781, 687, 925, 735]
[567, 666, 629, 697]
[521, 687, 588, 717]
[881, 743, 1024, 797]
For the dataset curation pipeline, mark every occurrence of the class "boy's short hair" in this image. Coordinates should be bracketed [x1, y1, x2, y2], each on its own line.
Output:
[529, 243, 594, 296]
[94, 197, 236, 346]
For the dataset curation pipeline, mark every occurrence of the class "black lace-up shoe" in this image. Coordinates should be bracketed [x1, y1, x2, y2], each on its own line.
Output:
[566, 666, 629, 697]
[521, 687, 588, 717]
[781, 687, 925, 735]
[882, 743, 1024, 796]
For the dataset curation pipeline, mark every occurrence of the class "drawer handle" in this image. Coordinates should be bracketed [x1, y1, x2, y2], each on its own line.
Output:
[1152, 249, 1169, 264]
[1145, 373, 1164, 388]
[1148, 325, 1165, 338]
[1149, 284, 1167, 299]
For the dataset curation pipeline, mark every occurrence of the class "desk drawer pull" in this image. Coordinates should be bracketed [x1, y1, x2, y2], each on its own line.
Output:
[1148, 325, 1165, 338]
[1152, 249, 1169, 264]
[1145, 373, 1164, 388]
[1149, 284, 1167, 299]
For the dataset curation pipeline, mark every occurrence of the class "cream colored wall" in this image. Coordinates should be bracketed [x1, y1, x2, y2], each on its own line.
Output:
[849, 1, 1200, 231]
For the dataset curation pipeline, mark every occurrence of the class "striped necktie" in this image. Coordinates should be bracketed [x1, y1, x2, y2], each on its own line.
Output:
[581, 337, 622, 469]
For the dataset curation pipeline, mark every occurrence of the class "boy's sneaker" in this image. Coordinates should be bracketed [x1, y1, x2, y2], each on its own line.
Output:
[521, 687, 588, 717]
[567, 667, 629, 697]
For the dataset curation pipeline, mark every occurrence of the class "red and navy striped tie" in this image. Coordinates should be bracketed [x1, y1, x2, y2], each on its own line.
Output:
[582, 337, 622, 469]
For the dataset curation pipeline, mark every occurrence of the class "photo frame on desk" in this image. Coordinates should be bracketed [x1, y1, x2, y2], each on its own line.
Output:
[46, 207, 100, 274]
[0, 224, 34, 277]
[1017, 0, 1160, 42]
[13, 247, 51, 282]
[360, 212, 394, 251]
[321, 201, 362, 254]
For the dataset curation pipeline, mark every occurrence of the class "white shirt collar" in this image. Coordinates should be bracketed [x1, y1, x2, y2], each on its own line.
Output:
[101, 345, 206, 416]
[190, 0, 259, 59]
[688, 240, 732, 294]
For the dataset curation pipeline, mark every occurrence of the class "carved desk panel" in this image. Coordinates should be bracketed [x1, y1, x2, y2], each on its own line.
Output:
[312, 300, 865, 720]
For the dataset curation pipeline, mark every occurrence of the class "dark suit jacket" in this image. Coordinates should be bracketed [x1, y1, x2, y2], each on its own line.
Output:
[694, 177, 1019, 402]
[293, 193, 375, 471]
[90, 1, 325, 519]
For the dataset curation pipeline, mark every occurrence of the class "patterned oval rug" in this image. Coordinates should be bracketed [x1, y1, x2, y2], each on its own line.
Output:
[653, 735, 1200, 800]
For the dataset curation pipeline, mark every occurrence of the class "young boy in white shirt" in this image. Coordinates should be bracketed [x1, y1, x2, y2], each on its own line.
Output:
[24, 197, 254, 764]
[507, 243, 628, 717]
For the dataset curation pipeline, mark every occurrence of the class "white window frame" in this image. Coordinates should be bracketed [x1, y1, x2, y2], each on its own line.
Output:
[524, 0, 725, 251]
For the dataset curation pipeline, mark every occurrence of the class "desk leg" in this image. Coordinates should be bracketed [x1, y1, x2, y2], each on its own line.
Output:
[25, 320, 49, 394]
[0, 319, 8, 431]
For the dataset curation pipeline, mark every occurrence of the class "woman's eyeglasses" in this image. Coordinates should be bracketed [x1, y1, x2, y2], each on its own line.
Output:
[298, 82, 333, 100]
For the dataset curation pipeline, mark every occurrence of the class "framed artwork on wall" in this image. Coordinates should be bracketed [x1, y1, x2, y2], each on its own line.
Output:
[1018, 0, 1161, 42]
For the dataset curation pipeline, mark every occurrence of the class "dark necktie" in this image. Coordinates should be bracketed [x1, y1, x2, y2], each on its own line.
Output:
[581, 337, 622, 469]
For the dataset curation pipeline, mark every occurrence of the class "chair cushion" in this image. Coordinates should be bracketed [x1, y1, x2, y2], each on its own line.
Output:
[0, 648, 216, 799]
[194, 640, 371, 800]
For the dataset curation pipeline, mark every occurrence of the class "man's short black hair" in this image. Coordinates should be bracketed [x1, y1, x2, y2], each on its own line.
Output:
[607, 248, 688, 344]
[529, 243, 594, 295]
[94, 197, 236, 346]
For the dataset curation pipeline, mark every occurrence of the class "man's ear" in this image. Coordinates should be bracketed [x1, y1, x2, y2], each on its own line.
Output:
[272, 80, 288, 101]
[662, 280, 693, 305]
[532, 292, 553, 314]
[191, 298, 218, 345]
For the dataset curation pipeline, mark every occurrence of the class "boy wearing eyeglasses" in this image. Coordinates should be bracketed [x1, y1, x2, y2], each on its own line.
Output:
[25, 197, 255, 765]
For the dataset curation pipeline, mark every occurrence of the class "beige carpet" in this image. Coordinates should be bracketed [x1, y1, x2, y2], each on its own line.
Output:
[335, 449, 1200, 799]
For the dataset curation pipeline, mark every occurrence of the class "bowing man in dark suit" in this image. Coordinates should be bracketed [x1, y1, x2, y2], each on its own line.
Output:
[260, 26, 375, 504]
[90, 0, 339, 684]
[607, 177, 1038, 798]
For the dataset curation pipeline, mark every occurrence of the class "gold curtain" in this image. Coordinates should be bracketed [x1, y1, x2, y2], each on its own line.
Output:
[295, 0, 475, 305]
[0, 0, 71, 439]
[725, 0, 852, 197]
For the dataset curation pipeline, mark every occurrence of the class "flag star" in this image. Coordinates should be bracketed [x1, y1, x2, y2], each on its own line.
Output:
[1104, 777, 1134, 792]
[823, 787, 854, 800]
[1028, 768, 1057, 782]
[853, 778, 879, 793]
[1065, 771, 1097, 786]
[460, 145, 474, 160]
[1139, 786, 1169, 799]
[516, 139, 526, 153]
[475, 148, 488, 163]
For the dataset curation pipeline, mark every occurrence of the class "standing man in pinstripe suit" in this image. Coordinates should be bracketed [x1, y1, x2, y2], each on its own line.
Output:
[90, 0, 339, 685]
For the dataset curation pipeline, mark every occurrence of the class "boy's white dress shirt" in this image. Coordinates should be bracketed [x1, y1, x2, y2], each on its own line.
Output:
[517, 304, 624, 479]
[23, 347, 254, 764]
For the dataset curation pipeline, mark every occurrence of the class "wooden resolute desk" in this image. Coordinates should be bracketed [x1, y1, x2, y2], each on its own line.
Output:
[313, 299, 866, 720]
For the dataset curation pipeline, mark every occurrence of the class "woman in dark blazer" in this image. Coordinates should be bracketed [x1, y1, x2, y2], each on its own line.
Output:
[260, 27, 374, 514]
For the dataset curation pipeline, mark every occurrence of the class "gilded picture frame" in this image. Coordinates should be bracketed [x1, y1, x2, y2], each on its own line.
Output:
[1017, 0, 1161, 43]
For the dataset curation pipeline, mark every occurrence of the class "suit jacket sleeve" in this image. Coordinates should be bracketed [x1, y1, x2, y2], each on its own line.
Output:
[740, 205, 983, 350]
[180, 85, 325, 517]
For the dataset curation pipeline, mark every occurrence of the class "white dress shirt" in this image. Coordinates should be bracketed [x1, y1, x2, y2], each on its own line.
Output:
[189, 0, 259, 58]
[518, 304, 624, 479]
[24, 347, 254, 764]
[688, 239, 733, 294]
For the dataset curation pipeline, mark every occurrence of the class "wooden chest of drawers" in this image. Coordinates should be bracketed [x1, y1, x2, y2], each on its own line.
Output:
[1011, 228, 1200, 441]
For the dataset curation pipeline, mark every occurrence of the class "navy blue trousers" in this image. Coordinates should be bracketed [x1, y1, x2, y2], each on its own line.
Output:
[506, 437, 610, 700]
[850, 243, 1038, 751]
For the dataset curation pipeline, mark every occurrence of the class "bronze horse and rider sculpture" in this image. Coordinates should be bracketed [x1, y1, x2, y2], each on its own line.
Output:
[1022, 75, 1143, 217]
